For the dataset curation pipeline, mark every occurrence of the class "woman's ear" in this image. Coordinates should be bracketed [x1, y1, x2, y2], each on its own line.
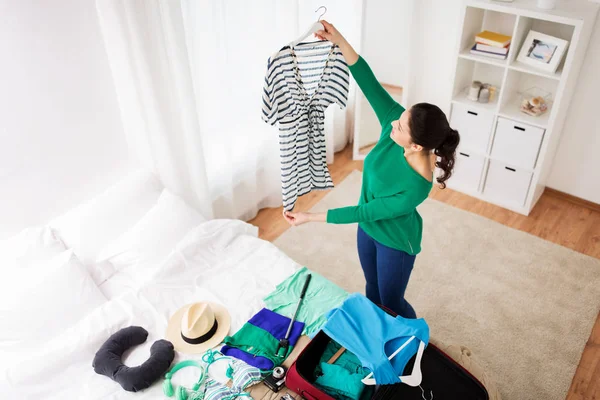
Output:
[411, 143, 424, 152]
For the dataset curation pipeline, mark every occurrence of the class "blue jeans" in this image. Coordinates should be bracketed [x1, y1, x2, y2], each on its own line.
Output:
[357, 226, 417, 319]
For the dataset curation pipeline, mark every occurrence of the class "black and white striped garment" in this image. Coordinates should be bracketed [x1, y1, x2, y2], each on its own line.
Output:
[262, 40, 349, 211]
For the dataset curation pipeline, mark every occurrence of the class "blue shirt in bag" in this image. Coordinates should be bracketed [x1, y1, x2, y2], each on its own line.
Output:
[321, 293, 430, 385]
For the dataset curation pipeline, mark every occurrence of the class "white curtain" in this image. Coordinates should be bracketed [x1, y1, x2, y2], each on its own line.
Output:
[96, 0, 359, 221]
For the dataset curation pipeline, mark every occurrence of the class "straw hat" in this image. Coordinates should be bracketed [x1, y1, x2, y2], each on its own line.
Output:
[165, 302, 231, 354]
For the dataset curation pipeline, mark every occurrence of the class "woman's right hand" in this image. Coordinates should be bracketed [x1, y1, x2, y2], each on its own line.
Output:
[314, 20, 347, 47]
[315, 20, 359, 65]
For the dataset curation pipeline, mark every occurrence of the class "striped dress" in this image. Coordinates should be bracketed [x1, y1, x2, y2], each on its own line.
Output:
[262, 40, 349, 211]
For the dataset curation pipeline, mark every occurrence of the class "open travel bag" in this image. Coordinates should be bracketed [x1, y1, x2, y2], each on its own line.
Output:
[286, 306, 490, 400]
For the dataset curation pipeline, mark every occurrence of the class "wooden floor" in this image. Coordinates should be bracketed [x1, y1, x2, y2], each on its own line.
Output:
[248, 145, 600, 400]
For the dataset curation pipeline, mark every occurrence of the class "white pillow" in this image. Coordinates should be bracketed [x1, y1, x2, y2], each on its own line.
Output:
[0, 250, 106, 348]
[48, 168, 163, 266]
[0, 225, 66, 268]
[96, 189, 207, 277]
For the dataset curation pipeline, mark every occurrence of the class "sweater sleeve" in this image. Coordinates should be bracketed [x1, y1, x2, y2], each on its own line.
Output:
[349, 56, 404, 126]
[326, 191, 425, 224]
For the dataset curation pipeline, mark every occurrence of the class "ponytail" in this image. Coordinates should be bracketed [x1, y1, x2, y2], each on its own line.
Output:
[434, 128, 459, 189]
[408, 103, 460, 189]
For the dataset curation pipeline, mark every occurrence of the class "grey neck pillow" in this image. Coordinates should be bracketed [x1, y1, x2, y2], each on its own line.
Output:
[92, 326, 175, 392]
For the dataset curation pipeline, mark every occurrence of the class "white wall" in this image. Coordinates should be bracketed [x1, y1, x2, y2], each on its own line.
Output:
[406, 0, 463, 113]
[355, 0, 413, 151]
[546, 18, 600, 203]
[361, 0, 412, 87]
[381, 0, 599, 203]
[0, 0, 134, 239]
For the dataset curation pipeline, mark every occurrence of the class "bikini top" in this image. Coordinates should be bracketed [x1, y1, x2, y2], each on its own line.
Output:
[321, 293, 430, 385]
[163, 350, 262, 400]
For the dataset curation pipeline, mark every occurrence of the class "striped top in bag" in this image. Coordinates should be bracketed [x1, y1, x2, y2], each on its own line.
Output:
[262, 40, 349, 211]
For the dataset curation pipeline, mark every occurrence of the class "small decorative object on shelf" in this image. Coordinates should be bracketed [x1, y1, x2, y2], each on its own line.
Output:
[517, 30, 569, 74]
[465, 81, 499, 103]
[468, 81, 482, 101]
[479, 87, 490, 104]
[488, 85, 498, 102]
[519, 87, 552, 116]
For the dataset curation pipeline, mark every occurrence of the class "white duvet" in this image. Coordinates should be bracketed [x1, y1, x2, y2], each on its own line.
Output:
[1, 219, 299, 399]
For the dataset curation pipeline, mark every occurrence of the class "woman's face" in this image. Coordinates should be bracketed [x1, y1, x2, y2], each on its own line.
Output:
[390, 109, 412, 148]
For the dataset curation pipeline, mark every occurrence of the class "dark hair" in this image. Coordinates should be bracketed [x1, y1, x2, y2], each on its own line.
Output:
[407, 103, 460, 189]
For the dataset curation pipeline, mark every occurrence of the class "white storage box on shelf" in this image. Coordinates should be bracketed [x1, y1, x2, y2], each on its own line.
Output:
[484, 160, 533, 207]
[491, 117, 544, 170]
[449, 103, 495, 155]
[450, 148, 487, 193]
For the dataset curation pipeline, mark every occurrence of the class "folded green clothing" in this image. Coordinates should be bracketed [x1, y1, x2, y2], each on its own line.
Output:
[263, 267, 349, 335]
[317, 340, 369, 376]
[222, 321, 292, 370]
[315, 362, 366, 400]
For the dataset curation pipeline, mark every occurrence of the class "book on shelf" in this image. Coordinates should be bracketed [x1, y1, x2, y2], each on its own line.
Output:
[476, 42, 509, 55]
[470, 44, 507, 60]
[475, 30, 512, 47]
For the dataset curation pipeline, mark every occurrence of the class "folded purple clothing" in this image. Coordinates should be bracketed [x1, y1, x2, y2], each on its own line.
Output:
[248, 307, 304, 346]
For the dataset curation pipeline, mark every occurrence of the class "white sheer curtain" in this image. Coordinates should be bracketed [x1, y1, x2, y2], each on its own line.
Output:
[96, 0, 215, 219]
[96, 0, 359, 221]
[180, 0, 297, 220]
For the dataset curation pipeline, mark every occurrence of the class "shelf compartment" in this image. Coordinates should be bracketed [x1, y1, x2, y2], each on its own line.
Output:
[452, 58, 504, 111]
[498, 69, 558, 129]
[458, 7, 516, 63]
[498, 95, 551, 129]
[508, 15, 575, 73]
[452, 89, 498, 113]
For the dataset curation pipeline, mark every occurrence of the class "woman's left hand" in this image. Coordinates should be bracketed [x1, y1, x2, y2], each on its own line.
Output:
[283, 211, 311, 226]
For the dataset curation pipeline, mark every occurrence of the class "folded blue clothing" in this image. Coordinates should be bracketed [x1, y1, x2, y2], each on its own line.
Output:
[322, 293, 429, 385]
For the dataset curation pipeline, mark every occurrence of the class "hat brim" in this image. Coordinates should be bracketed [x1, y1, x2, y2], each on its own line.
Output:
[165, 302, 231, 354]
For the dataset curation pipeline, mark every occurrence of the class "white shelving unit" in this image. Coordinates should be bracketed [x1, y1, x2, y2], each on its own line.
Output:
[446, 0, 599, 215]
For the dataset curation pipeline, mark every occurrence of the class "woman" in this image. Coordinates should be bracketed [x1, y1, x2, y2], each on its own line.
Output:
[283, 21, 460, 319]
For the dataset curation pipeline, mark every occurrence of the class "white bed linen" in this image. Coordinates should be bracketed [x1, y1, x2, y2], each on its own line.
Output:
[49, 169, 163, 266]
[2, 219, 299, 399]
[96, 189, 207, 285]
[0, 250, 106, 347]
[0, 225, 66, 270]
[98, 219, 263, 300]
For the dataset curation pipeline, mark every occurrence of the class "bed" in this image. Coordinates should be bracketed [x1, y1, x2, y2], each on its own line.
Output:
[0, 169, 301, 399]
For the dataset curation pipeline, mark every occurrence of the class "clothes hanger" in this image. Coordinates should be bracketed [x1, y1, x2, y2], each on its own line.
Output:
[361, 336, 425, 387]
[289, 6, 327, 48]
